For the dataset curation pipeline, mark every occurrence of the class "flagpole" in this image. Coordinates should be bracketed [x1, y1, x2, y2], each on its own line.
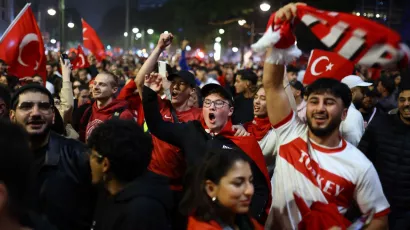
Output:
[60, 0, 65, 50]
[0, 3, 31, 43]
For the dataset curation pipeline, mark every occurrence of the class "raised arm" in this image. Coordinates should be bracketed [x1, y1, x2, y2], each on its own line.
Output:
[135, 33, 174, 99]
[142, 73, 188, 148]
[263, 48, 292, 126]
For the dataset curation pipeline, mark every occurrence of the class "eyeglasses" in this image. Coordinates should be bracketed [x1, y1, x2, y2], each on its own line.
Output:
[17, 101, 53, 114]
[203, 99, 230, 109]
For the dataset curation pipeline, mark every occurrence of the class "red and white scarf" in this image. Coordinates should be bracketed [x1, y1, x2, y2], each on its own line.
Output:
[253, 5, 409, 68]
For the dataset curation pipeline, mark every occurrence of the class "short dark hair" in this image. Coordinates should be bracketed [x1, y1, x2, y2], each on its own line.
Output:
[379, 77, 395, 95]
[197, 66, 208, 73]
[180, 149, 251, 221]
[0, 120, 32, 218]
[11, 84, 54, 110]
[0, 84, 11, 110]
[78, 85, 89, 92]
[87, 119, 153, 183]
[236, 69, 258, 86]
[306, 78, 352, 108]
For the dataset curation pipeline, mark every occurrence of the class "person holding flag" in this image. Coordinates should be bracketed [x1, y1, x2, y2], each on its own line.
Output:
[259, 3, 390, 229]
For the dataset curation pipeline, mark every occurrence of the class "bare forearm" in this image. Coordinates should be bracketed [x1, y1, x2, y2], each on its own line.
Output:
[135, 46, 163, 97]
[365, 216, 388, 230]
[263, 49, 292, 126]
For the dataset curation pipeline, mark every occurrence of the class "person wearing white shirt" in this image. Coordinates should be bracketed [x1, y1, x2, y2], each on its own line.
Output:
[340, 75, 372, 146]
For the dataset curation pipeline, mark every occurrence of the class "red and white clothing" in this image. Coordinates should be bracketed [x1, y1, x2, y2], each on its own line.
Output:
[266, 111, 390, 229]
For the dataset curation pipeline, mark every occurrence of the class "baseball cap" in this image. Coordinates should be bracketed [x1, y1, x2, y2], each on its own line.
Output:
[167, 70, 197, 87]
[341, 75, 372, 89]
[290, 80, 305, 94]
[236, 69, 258, 85]
[201, 83, 234, 106]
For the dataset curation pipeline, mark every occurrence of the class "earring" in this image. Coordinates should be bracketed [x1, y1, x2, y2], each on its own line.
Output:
[212, 197, 216, 202]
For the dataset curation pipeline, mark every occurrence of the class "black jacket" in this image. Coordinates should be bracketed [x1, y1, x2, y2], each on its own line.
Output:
[358, 113, 410, 211]
[91, 171, 173, 230]
[142, 86, 270, 223]
[29, 132, 95, 230]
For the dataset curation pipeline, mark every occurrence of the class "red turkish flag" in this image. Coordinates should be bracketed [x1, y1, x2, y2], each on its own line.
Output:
[0, 4, 46, 83]
[72, 45, 90, 70]
[82, 19, 105, 61]
[303, 49, 354, 85]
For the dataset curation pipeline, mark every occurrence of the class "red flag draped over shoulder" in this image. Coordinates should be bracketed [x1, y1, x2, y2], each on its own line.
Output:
[82, 19, 106, 61]
[0, 4, 46, 83]
[72, 45, 90, 70]
[252, 4, 409, 69]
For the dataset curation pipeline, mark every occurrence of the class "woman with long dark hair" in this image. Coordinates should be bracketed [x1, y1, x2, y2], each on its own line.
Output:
[180, 149, 263, 230]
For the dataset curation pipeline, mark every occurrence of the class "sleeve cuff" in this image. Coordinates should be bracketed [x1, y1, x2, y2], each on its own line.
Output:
[373, 208, 390, 218]
[273, 111, 294, 129]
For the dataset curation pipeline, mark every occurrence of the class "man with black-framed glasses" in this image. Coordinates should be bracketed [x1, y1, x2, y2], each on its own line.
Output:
[143, 74, 272, 224]
[9, 84, 95, 230]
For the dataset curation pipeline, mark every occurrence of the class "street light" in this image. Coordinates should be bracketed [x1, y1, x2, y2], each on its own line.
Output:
[147, 29, 154, 35]
[215, 37, 222, 43]
[50, 39, 56, 44]
[47, 8, 56, 16]
[132, 27, 139, 33]
[219, 29, 225, 34]
[238, 20, 247, 26]
[186, 45, 191, 51]
[67, 22, 75, 28]
[260, 3, 271, 12]
[124, 32, 128, 37]
[232, 47, 239, 53]
[136, 33, 142, 38]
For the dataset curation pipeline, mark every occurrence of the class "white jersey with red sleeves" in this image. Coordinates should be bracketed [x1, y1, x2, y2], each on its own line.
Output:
[266, 111, 390, 230]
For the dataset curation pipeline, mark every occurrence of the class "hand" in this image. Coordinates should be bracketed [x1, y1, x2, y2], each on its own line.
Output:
[157, 33, 174, 50]
[274, 2, 306, 23]
[60, 57, 72, 81]
[181, 40, 189, 50]
[144, 72, 163, 93]
[19, 77, 34, 83]
[232, 125, 250, 137]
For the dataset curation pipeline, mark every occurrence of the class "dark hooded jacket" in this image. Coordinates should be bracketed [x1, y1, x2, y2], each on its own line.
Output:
[91, 171, 173, 230]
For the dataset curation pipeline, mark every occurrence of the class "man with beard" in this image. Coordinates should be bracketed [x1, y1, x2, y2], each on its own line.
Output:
[143, 72, 271, 224]
[79, 71, 134, 142]
[261, 5, 389, 229]
[358, 76, 410, 230]
[9, 84, 95, 230]
[339, 75, 372, 146]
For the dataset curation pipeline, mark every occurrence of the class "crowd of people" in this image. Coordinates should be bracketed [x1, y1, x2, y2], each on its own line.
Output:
[0, 3, 409, 230]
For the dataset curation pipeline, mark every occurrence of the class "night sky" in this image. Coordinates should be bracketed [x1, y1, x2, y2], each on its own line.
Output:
[65, 0, 125, 29]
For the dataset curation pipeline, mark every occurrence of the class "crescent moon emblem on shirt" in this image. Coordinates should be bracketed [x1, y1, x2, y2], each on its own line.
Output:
[310, 56, 330, 76]
[18, 33, 39, 67]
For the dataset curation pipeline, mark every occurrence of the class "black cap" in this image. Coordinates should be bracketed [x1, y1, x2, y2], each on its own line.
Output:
[236, 69, 258, 85]
[290, 80, 304, 92]
[11, 84, 54, 110]
[201, 83, 234, 106]
[167, 70, 197, 87]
